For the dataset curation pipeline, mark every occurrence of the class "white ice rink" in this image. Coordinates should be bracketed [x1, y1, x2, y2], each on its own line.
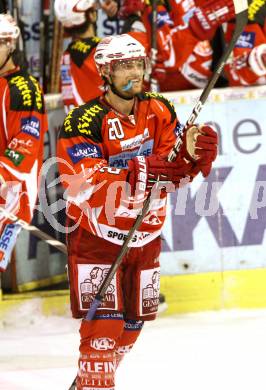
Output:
[1, 302, 266, 390]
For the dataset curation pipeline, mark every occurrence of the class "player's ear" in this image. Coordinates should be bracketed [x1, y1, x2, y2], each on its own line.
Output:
[101, 65, 112, 83]
[87, 7, 97, 24]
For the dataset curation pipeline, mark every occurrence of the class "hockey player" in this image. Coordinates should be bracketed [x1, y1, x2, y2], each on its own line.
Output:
[54, 0, 118, 114]
[57, 34, 218, 389]
[0, 14, 47, 272]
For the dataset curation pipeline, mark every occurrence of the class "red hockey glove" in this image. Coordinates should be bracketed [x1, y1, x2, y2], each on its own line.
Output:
[189, 0, 236, 41]
[151, 63, 166, 83]
[127, 154, 194, 194]
[181, 125, 218, 177]
[248, 44, 266, 77]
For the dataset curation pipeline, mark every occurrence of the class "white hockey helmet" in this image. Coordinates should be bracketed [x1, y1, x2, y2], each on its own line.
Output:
[94, 34, 148, 73]
[0, 14, 20, 51]
[54, 0, 95, 28]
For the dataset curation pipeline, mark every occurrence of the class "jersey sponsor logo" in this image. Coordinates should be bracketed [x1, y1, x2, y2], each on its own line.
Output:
[77, 105, 104, 135]
[116, 344, 134, 354]
[78, 264, 118, 311]
[90, 338, 116, 351]
[67, 142, 102, 163]
[63, 109, 75, 133]
[124, 320, 144, 331]
[140, 268, 160, 316]
[235, 32, 256, 49]
[4, 148, 25, 166]
[248, 0, 266, 22]
[79, 359, 116, 374]
[29, 75, 43, 112]
[109, 140, 153, 168]
[21, 116, 40, 139]
[120, 128, 149, 151]
[61, 64, 72, 84]
[8, 138, 33, 156]
[71, 38, 100, 54]
[107, 230, 138, 243]
[107, 230, 150, 243]
[10, 75, 33, 108]
[155, 11, 174, 28]
[100, 224, 161, 247]
[94, 313, 123, 320]
[108, 118, 124, 140]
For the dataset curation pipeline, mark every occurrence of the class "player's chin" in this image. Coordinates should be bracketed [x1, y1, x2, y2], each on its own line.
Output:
[130, 83, 143, 95]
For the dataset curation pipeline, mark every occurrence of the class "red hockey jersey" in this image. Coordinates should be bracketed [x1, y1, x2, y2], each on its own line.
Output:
[57, 92, 183, 247]
[0, 68, 48, 232]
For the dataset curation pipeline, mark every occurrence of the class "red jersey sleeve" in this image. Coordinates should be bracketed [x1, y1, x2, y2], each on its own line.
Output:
[0, 70, 48, 227]
[57, 100, 128, 210]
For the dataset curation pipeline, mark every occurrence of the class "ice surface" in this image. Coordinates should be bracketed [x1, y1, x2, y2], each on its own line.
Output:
[1, 306, 266, 390]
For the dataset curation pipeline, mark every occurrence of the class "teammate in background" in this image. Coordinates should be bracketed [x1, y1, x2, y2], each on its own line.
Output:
[224, 20, 266, 86]
[0, 14, 47, 272]
[54, 0, 118, 114]
[57, 34, 218, 389]
[118, 0, 242, 91]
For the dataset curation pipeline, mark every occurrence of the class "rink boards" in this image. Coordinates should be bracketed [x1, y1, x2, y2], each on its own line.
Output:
[1, 85, 266, 315]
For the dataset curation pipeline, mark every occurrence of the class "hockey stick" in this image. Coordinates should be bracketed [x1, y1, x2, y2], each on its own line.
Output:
[150, 0, 159, 92]
[0, 206, 67, 254]
[39, 0, 51, 92]
[12, 0, 24, 52]
[83, 0, 248, 322]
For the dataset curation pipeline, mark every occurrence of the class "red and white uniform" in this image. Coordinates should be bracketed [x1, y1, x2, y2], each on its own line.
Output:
[57, 92, 178, 249]
[60, 36, 104, 113]
[0, 68, 48, 270]
[224, 23, 266, 86]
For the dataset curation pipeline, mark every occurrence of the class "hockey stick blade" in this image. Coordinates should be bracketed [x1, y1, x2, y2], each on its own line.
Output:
[168, 0, 248, 162]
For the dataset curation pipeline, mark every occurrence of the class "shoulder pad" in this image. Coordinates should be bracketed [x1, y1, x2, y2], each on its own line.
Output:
[7, 72, 45, 113]
[60, 98, 109, 143]
[67, 37, 101, 67]
[139, 92, 176, 123]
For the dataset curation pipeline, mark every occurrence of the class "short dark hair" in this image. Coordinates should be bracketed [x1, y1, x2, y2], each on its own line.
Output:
[63, 9, 97, 37]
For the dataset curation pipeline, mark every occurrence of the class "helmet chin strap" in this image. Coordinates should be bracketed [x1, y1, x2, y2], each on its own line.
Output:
[109, 82, 135, 101]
